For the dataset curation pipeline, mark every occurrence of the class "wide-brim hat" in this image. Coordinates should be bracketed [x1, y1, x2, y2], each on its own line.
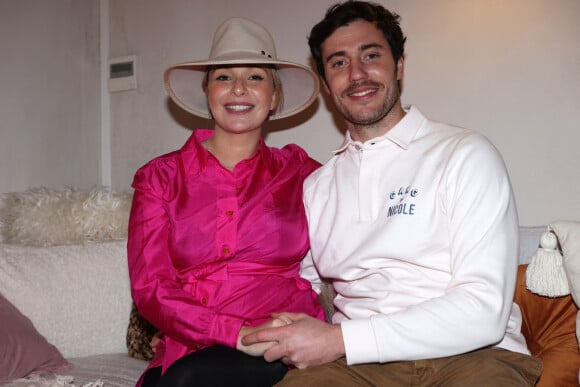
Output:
[164, 17, 319, 120]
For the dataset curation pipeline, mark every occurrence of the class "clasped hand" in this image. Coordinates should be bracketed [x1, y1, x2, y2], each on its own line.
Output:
[236, 315, 292, 356]
[240, 312, 345, 369]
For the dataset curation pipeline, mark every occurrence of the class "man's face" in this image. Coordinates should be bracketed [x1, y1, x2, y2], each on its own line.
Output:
[321, 19, 404, 129]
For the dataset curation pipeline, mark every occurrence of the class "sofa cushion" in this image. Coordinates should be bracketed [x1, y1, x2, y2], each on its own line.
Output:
[551, 220, 580, 385]
[0, 292, 70, 383]
[0, 241, 132, 358]
[552, 221, 580, 307]
[67, 353, 147, 386]
[514, 264, 580, 386]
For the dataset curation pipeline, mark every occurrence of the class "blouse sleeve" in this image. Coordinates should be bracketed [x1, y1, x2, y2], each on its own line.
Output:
[127, 157, 245, 349]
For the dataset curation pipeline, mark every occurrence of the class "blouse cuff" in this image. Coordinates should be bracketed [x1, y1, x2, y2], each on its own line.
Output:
[210, 314, 246, 348]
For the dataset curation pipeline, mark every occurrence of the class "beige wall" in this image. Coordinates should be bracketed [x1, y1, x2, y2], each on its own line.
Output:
[1, 0, 579, 226]
[0, 0, 101, 191]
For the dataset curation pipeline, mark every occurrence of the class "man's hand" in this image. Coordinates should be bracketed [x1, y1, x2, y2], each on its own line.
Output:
[236, 316, 290, 356]
[242, 312, 345, 369]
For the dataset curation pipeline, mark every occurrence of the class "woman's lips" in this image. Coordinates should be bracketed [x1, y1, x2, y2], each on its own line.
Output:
[225, 103, 253, 112]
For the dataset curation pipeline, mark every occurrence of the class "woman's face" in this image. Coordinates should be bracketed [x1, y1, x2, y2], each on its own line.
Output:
[206, 66, 278, 135]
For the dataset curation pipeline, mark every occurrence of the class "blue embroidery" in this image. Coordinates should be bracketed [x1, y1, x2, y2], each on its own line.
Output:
[387, 203, 415, 216]
[387, 186, 418, 217]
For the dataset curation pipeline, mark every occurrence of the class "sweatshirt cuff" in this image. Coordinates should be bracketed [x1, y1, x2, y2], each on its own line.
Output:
[341, 319, 379, 365]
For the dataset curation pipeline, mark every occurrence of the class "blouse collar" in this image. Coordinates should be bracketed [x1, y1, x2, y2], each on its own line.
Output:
[182, 129, 272, 175]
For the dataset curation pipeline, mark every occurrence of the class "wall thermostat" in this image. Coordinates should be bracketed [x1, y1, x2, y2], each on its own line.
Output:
[108, 55, 137, 92]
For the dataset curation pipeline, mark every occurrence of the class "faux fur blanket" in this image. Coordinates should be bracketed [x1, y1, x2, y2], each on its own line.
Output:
[4, 374, 103, 387]
[0, 186, 132, 246]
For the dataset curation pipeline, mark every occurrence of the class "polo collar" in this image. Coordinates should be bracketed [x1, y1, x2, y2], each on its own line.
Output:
[333, 105, 426, 154]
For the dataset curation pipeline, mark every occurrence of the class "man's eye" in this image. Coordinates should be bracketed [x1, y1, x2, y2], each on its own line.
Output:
[365, 52, 381, 61]
[330, 59, 346, 68]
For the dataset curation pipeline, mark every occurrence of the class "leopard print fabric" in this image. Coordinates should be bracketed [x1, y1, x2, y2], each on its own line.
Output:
[126, 303, 157, 361]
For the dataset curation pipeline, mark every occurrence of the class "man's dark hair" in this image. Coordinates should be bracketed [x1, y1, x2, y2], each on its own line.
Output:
[308, 0, 407, 80]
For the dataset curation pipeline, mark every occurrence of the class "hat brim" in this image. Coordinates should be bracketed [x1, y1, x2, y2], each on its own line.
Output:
[164, 56, 319, 120]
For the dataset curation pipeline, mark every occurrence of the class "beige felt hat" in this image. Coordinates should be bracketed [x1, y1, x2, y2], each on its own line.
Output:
[164, 17, 319, 120]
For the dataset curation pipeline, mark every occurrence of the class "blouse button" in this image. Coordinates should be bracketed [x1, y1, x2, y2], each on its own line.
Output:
[201, 297, 208, 305]
[225, 210, 233, 217]
[236, 187, 242, 194]
[222, 246, 230, 255]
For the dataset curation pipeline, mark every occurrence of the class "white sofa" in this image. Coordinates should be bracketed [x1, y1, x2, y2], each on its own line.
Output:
[0, 188, 147, 386]
[0, 240, 147, 387]
[0, 188, 578, 386]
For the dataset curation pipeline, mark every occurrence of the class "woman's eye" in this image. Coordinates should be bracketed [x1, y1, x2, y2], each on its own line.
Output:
[249, 74, 265, 81]
[215, 74, 230, 81]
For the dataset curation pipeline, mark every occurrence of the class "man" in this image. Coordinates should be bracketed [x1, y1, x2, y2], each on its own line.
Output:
[243, 1, 542, 385]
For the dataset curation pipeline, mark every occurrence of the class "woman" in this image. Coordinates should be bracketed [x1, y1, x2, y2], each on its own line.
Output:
[127, 17, 325, 387]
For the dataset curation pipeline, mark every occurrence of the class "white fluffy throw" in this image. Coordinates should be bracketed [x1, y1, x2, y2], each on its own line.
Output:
[0, 186, 132, 246]
[4, 374, 103, 387]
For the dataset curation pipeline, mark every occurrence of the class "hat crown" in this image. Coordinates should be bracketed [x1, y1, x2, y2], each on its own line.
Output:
[209, 17, 277, 61]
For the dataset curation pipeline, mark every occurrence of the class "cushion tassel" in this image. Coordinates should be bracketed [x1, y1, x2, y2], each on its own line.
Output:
[526, 230, 570, 297]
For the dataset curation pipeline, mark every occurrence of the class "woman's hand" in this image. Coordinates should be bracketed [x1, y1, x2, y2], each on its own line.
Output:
[242, 312, 345, 369]
[236, 316, 291, 356]
[150, 331, 163, 353]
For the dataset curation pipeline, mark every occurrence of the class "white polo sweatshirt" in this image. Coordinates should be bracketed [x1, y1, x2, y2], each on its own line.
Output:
[301, 106, 530, 365]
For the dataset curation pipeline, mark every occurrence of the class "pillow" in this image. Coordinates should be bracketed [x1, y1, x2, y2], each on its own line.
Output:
[0, 292, 70, 383]
[514, 264, 580, 387]
[0, 186, 132, 246]
[551, 220, 580, 384]
[0, 241, 132, 358]
[127, 303, 157, 361]
[552, 221, 580, 307]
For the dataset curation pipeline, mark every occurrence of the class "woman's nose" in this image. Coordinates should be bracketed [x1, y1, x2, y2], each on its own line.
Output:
[232, 78, 247, 96]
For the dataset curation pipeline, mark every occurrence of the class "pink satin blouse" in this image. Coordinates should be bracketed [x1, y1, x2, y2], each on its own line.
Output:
[127, 129, 325, 373]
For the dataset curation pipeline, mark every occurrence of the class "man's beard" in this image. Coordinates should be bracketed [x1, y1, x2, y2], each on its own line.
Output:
[339, 81, 400, 127]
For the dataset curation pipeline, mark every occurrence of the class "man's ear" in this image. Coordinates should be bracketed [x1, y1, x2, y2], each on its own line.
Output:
[396, 57, 404, 81]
